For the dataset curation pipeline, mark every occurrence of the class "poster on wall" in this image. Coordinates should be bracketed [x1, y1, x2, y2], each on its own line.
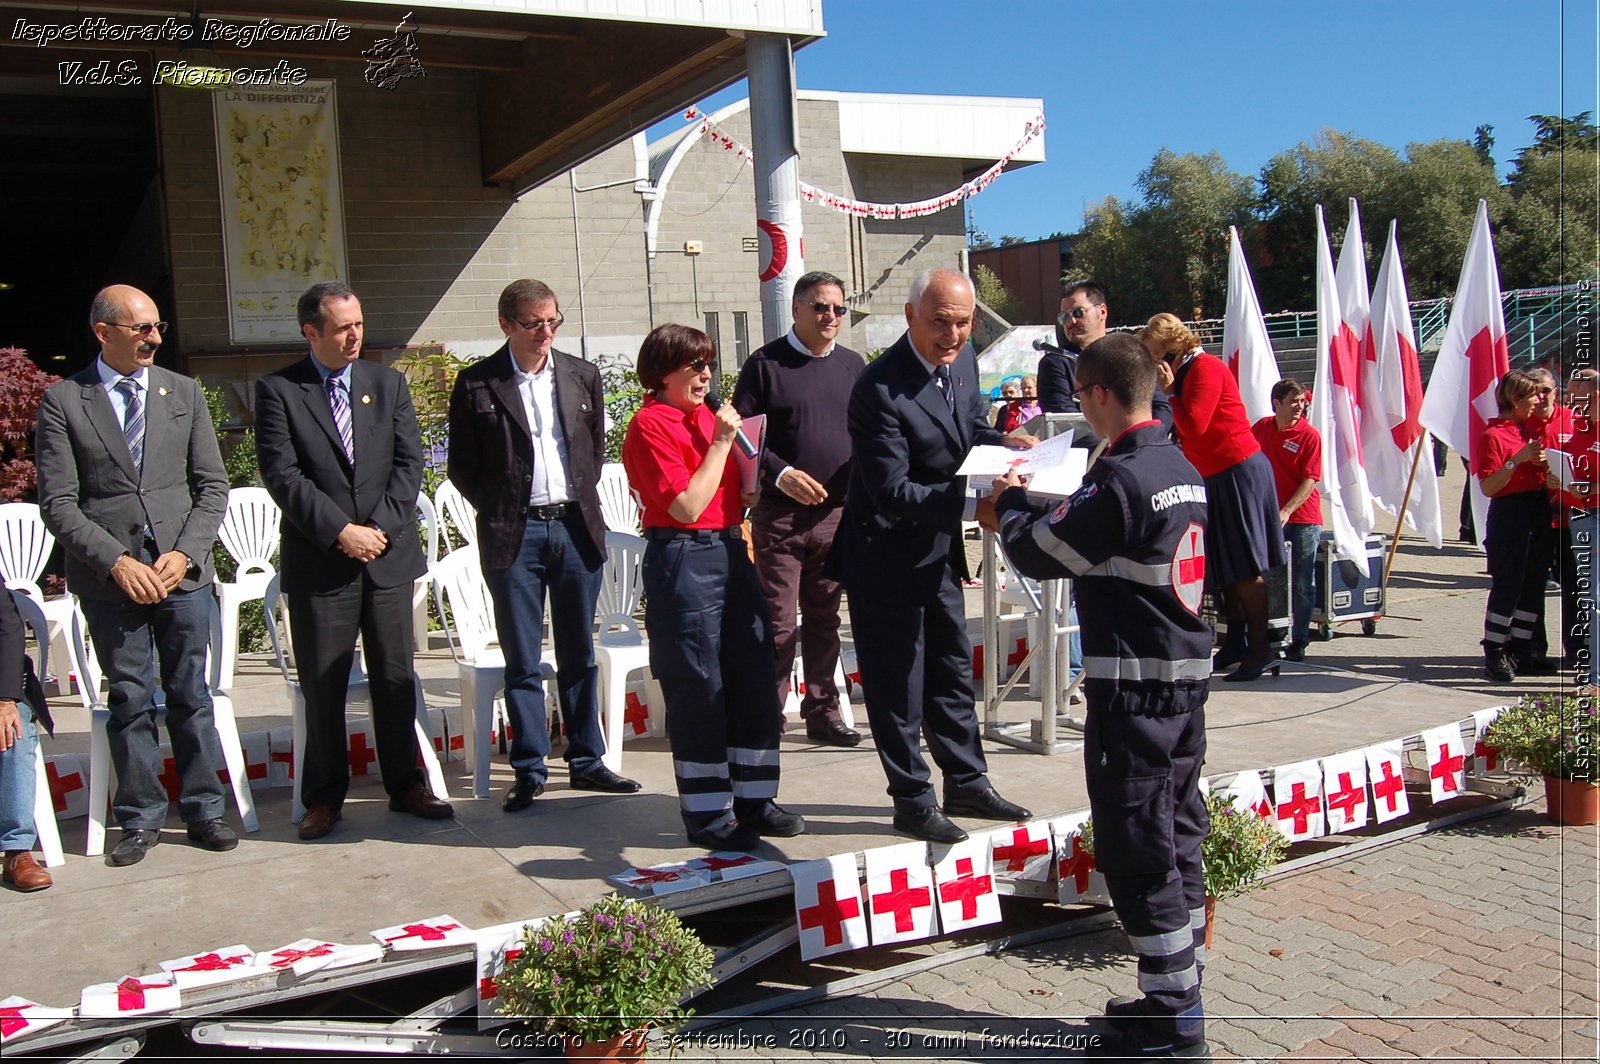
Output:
[213, 79, 347, 344]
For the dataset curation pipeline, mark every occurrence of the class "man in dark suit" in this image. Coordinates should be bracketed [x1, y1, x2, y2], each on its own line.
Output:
[35, 284, 235, 866]
[837, 268, 1034, 844]
[255, 281, 452, 840]
[447, 279, 639, 811]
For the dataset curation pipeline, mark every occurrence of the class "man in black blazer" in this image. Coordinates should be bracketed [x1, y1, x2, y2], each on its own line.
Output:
[447, 279, 639, 811]
[837, 268, 1034, 844]
[255, 281, 453, 840]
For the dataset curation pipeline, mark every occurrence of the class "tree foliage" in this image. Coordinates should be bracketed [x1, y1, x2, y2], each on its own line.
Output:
[973, 265, 1024, 324]
[0, 348, 61, 502]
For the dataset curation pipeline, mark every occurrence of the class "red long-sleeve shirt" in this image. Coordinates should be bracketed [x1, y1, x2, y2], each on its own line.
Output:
[1168, 350, 1260, 477]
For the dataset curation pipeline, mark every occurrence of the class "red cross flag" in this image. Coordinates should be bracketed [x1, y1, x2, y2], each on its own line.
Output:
[864, 841, 939, 945]
[1222, 225, 1281, 422]
[79, 974, 181, 1018]
[1217, 770, 1273, 822]
[1319, 750, 1370, 835]
[1271, 759, 1326, 842]
[158, 945, 262, 990]
[1365, 740, 1411, 824]
[1312, 203, 1375, 574]
[1419, 199, 1510, 549]
[1470, 707, 1506, 774]
[0, 996, 74, 1044]
[1420, 723, 1468, 805]
[1048, 812, 1108, 905]
[691, 852, 786, 884]
[932, 837, 1002, 933]
[371, 915, 475, 952]
[607, 861, 714, 895]
[345, 718, 380, 777]
[793, 854, 868, 960]
[988, 822, 1052, 883]
[44, 752, 88, 820]
[238, 728, 271, 788]
[261, 938, 384, 978]
[473, 919, 546, 1030]
[267, 726, 294, 788]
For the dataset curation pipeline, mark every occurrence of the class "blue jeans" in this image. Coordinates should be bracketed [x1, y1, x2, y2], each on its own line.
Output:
[481, 513, 604, 783]
[1571, 513, 1599, 683]
[0, 701, 39, 852]
[1284, 523, 1320, 646]
[79, 585, 224, 829]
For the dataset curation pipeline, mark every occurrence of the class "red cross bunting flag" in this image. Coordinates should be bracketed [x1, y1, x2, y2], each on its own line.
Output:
[44, 752, 88, 820]
[1271, 759, 1326, 842]
[1048, 812, 1109, 905]
[1420, 723, 1468, 805]
[1365, 740, 1411, 824]
[0, 996, 74, 1044]
[267, 726, 294, 788]
[473, 919, 546, 1030]
[1319, 750, 1370, 835]
[345, 717, 380, 778]
[370, 915, 476, 952]
[1470, 707, 1506, 774]
[239, 728, 271, 788]
[987, 822, 1053, 883]
[927, 839, 998, 933]
[607, 861, 714, 895]
[863, 841, 939, 946]
[1217, 769, 1273, 822]
[691, 853, 787, 883]
[792, 854, 869, 960]
[158, 945, 263, 990]
[260, 938, 384, 978]
[79, 974, 181, 1018]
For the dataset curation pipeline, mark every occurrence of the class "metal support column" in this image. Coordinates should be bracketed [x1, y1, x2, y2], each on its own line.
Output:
[746, 34, 804, 344]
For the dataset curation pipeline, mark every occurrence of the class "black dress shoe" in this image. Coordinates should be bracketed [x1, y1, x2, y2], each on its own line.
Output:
[740, 802, 806, 837]
[108, 829, 160, 867]
[1222, 655, 1275, 683]
[805, 717, 862, 747]
[943, 786, 1032, 822]
[185, 818, 239, 852]
[502, 778, 545, 812]
[893, 806, 968, 844]
[686, 819, 761, 851]
[570, 764, 642, 793]
[1484, 646, 1516, 682]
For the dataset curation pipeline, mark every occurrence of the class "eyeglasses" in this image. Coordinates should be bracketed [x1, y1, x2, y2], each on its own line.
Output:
[681, 358, 713, 374]
[1070, 383, 1099, 404]
[102, 321, 168, 335]
[1057, 307, 1096, 327]
[808, 301, 848, 318]
[511, 316, 564, 333]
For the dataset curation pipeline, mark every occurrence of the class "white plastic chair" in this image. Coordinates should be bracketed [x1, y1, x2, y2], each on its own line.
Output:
[213, 487, 281, 691]
[597, 463, 642, 534]
[595, 532, 660, 756]
[0, 502, 82, 696]
[70, 597, 260, 857]
[10, 590, 64, 868]
[434, 481, 478, 550]
[262, 575, 449, 822]
[414, 494, 444, 654]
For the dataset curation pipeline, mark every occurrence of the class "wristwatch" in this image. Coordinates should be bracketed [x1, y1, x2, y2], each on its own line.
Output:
[1505, 457, 1519, 469]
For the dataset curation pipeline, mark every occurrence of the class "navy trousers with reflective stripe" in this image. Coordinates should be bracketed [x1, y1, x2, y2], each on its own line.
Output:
[1483, 491, 1551, 651]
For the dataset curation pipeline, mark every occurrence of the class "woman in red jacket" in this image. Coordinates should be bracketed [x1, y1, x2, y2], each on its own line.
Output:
[1142, 313, 1285, 682]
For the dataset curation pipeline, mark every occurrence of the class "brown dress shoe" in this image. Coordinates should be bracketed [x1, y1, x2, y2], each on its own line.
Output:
[388, 783, 454, 820]
[297, 805, 341, 841]
[3, 850, 52, 892]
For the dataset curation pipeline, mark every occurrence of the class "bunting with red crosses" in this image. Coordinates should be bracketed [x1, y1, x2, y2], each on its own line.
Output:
[1320, 750, 1370, 834]
[933, 838, 1002, 933]
[473, 918, 547, 1031]
[260, 938, 384, 978]
[43, 753, 88, 819]
[1271, 759, 1326, 842]
[863, 841, 938, 945]
[1420, 723, 1467, 804]
[370, 915, 476, 951]
[1470, 707, 1506, 774]
[1365, 740, 1411, 824]
[1217, 769, 1274, 821]
[79, 974, 181, 1018]
[0, 997, 74, 1044]
[159, 945, 263, 990]
[987, 822, 1053, 883]
[1047, 812, 1109, 904]
[793, 854, 868, 960]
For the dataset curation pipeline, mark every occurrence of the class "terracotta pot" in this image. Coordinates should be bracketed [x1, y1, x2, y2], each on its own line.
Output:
[567, 1029, 648, 1062]
[1203, 895, 1216, 949]
[1545, 775, 1600, 826]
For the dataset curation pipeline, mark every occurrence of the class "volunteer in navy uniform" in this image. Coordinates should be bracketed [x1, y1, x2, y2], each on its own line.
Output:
[982, 332, 1211, 1061]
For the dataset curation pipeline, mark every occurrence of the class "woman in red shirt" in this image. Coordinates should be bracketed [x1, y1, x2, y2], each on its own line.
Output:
[621, 324, 804, 850]
[1474, 369, 1557, 682]
[1142, 313, 1286, 683]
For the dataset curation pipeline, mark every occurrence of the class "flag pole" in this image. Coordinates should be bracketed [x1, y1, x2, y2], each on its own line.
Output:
[1381, 437, 1427, 590]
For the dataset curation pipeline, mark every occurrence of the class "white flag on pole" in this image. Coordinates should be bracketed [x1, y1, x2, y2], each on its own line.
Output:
[1222, 226, 1281, 422]
[1312, 204, 1375, 572]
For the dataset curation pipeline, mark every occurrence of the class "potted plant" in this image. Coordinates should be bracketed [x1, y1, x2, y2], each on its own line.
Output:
[497, 893, 716, 1061]
[1481, 693, 1600, 825]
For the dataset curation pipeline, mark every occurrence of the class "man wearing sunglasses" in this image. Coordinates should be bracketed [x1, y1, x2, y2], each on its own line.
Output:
[448, 279, 640, 811]
[1040, 281, 1173, 448]
[732, 271, 866, 748]
[36, 285, 234, 866]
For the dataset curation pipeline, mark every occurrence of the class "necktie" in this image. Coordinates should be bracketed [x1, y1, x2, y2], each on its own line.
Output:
[327, 376, 354, 464]
[116, 377, 144, 471]
[935, 365, 955, 414]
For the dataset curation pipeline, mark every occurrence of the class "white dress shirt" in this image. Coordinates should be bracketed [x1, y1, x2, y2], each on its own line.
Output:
[515, 357, 574, 505]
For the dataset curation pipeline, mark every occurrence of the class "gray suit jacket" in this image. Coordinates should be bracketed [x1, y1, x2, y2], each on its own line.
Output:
[35, 363, 228, 601]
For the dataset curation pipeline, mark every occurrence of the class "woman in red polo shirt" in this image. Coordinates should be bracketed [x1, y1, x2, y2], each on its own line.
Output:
[1142, 313, 1286, 683]
[622, 323, 804, 851]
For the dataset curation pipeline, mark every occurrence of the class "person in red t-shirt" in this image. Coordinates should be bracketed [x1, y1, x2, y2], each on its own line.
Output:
[1474, 369, 1558, 682]
[621, 323, 803, 851]
[1557, 369, 1600, 685]
[1251, 379, 1322, 661]
[1144, 313, 1285, 683]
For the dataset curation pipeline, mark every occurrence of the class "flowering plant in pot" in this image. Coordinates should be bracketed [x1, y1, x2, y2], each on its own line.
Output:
[497, 893, 716, 1060]
[1481, 693, 1600, 824]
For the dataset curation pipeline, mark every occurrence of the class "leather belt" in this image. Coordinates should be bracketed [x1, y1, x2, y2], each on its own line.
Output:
[528, 501, 575, 520]
[644, 526, 742, 542]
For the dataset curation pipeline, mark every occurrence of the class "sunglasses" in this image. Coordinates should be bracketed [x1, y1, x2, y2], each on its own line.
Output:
[808, 301, 848, 318]
[102, 321, 168, 335]
[681, 358, 714, 374]
[511, 316, 564, 332]
[1057, 307, 1097, 327]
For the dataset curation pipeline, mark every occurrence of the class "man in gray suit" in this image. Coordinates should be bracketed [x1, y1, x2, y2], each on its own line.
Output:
[35, 284, 234, 866]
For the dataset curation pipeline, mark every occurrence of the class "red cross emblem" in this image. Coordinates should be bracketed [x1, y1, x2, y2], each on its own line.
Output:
[1172, 523, 1205, 616]
[45, 760, 83, 813]
[272, 748, 294, 779]
[266, 944, 334, 969]
[938, 857, 994, 920]
[174, 952, 249, 972]
[1372, 760, 1405, 812]
[1430, 743, 1464, 794]
[116, 977, 167, 1011]
[480, 947, 521, 998]
[158, 757, 182, 801]
[624, 693, 650, 735]
[698, 855, 757, 872]
[799, 880, 861, 947]
[993, 827, 1049, 873]
[384, 922, 461, 944]
[1473, 738, 1500, 772]
[1276, 782, 1322, 834]
[1, 1004, 31, 1037]
[1058, 836, 1095, 894]
[347, 732, 379, 776]
[1325, 772, 1366, 823]
[628, 866, 694, 886]
[871, 868, 933, 932]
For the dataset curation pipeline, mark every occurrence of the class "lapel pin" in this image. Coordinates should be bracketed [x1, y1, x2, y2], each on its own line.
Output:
[158, 386, 169, 396]
[361, 394, 371, 404]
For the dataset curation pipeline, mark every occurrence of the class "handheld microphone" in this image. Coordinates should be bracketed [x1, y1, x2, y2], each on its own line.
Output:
[704, 393, 758, 458]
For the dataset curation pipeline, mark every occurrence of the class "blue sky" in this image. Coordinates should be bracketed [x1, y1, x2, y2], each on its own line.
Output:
[664, 0, 1598, 241]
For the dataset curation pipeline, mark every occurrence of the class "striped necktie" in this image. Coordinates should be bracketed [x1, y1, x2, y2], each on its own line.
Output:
[327, 375, 354, 464]
[116, 377, 144, 471]
[935, 365, 955, 414]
